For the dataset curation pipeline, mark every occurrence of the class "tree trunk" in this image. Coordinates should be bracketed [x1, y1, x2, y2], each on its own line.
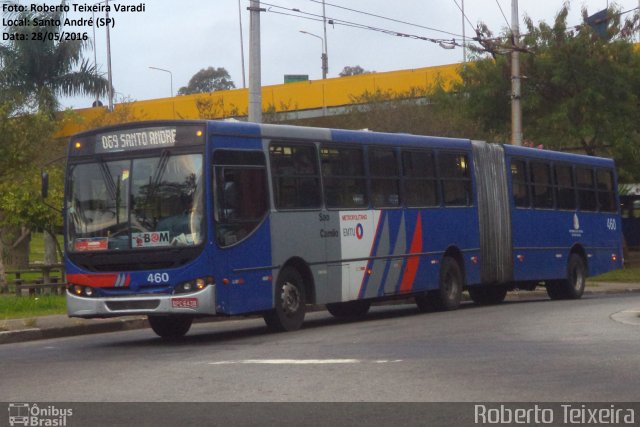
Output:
[44, 230, 59, 265]
[0, 239, 6, 292]
[1, 226, 31, 268]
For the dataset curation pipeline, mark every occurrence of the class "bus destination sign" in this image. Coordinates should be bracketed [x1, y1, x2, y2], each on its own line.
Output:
[95, 127, 177, 153]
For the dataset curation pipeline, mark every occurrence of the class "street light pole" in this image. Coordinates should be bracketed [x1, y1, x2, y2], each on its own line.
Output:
[148, 67, 173, 97]
[300, 30, 326, 79]
[321, 0, 329, 77]
[238, 0, 247, 88]
[105, 0, 113, 110]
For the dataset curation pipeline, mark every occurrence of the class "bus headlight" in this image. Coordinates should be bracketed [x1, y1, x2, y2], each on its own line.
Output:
[174, 277, 214, 294]
[69, 284, 96, 297]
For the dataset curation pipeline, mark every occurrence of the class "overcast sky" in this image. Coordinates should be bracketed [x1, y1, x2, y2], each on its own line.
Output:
[45, 0, 640, 108]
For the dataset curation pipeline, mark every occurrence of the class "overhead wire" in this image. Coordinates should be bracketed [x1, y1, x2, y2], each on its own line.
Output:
[307, 0, 462, 39]
[259, 0, 466, 48]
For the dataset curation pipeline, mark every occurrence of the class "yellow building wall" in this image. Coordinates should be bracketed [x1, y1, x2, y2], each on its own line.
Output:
[56, 63, 462, 139]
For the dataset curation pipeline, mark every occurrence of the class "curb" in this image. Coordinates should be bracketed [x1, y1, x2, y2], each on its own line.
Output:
[0, 318, 148, 345]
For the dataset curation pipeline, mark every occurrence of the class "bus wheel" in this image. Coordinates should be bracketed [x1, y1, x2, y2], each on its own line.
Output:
[468, 285, 508, 305]
[546, 254, 587, 300]
[148, 315, 193, 339]
[416, 256, 463, 312]
[326, 300, 371, 318]
[264, 267, 306, 332]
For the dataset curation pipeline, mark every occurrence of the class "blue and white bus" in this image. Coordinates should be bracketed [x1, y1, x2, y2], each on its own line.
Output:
[56, 120, 623, 338]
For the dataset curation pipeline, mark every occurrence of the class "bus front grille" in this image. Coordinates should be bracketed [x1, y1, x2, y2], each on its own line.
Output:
[106, 300, 160, 311]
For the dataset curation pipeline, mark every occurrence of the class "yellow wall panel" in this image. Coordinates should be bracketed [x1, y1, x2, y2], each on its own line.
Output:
[55, 63, 464, 138]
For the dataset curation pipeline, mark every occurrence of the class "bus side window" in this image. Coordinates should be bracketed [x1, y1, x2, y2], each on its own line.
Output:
[554, 164, 576, 210]
[439, 152, 472, 207]
[596, 169, 617, 212]
[213, 150, 268, 247]
[576, 167, 597, 211]
[402, 150, 438, 207]
[510, 159, 529, 208]
[321, 146, 368, 209]
[269, 143, 321, 210]
[369, 148, 400, 208]
[530, 162, 554, 209]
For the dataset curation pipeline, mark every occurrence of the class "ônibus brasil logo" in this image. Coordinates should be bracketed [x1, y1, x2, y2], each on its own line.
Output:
[8, 403, 73, 427]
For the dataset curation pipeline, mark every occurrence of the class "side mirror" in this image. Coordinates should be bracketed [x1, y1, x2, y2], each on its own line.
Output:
[41, 172, 49, 199]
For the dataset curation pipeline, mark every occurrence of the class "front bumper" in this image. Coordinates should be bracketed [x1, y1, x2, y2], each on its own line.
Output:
[67, 285, 216, 318]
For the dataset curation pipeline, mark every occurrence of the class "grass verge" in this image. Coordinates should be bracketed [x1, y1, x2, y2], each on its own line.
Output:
[0, 295, 67, 320]
[589, 266, 640, 283]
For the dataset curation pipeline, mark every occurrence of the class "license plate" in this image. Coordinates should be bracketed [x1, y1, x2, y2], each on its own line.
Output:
[172, 297, 198, 309]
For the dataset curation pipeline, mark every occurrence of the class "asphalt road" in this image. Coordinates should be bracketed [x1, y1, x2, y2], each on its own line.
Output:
[1, 293, 639, 403]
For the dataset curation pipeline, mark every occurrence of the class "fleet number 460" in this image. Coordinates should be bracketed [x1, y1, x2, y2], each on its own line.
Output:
[606, 218, 617, 230]
[147, 273, 170, 283]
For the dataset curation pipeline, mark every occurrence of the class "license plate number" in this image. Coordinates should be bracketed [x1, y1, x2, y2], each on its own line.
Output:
[172, 298, 198, 309]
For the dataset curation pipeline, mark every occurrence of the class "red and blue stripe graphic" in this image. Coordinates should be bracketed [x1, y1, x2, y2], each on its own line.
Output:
[358, 211, 424, 299]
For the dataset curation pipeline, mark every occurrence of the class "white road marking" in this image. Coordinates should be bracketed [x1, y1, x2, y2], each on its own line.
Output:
[209, 359, 360, 365]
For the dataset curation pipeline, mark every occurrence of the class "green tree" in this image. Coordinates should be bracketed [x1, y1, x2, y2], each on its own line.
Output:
[339, 65, 373, 77]
[442, 5, 640, 180]
[177, 67, 235, 95]
[0, 0, 103, 279]
[0, 0, 109, 113]
[0, 100, 62, 283]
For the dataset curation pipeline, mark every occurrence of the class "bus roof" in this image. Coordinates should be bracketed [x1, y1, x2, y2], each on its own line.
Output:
[208, 120, 472, 151]
[502, 144, 615, 168]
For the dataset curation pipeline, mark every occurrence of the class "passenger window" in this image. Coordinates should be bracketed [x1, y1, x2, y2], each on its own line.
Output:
[214, 151, 268, 247]
[321, 146, 368, 208]
[531, 162, 553, 209]
[402, 150, 438, 207]
[511, 159, 529, 208]
[369, 148, 400, 207]
[554, 164, 576, 210]
[269, 143, 321, 209]
[597, 169, 616, 212]
[439, 152, 472, 207]
[576, 167, 597, 211]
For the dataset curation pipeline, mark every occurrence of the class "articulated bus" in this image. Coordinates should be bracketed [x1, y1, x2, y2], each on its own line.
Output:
[56, 120, 623, 338]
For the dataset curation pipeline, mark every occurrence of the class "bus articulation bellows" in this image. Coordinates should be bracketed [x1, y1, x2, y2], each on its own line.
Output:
[52, 120, 623, 338]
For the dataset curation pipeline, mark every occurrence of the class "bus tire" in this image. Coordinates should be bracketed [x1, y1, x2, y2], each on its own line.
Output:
[546, 254, 587, 300]
[416, 256, 463, 312]
[326, 300, 371, 318]
[148, 315, 193, 339]
[468, 285, 508, 305]
[264, 267, 306, 332]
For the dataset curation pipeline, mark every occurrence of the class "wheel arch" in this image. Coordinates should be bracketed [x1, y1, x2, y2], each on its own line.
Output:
[443, 246, 466, 286]
[279, 257, 316, 304]
[569, 244, 588, 272]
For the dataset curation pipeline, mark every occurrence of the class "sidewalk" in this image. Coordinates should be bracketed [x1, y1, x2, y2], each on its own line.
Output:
[2, 281, 640, 345]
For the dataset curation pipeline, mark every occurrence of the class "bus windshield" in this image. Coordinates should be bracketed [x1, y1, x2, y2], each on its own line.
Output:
[67, 153, 204, 252]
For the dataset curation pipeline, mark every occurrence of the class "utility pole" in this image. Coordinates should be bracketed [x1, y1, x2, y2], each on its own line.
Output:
[510, 0, 522, 146]
[248, 0, 262, 123]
